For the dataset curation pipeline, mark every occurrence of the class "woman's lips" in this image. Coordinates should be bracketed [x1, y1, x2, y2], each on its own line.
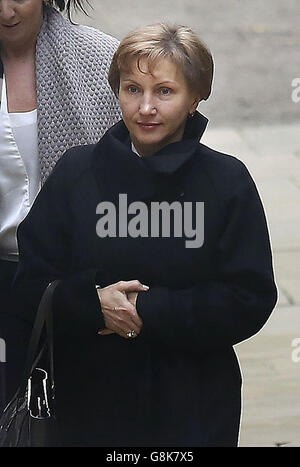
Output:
[137, 122, 162, 130]
[2, 22, 21, 28]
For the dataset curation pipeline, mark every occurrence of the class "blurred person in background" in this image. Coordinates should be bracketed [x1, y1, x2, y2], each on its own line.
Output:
[0, 0, 120, 411]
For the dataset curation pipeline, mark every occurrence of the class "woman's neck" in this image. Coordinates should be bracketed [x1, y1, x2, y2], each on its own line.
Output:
[1, 39, 37, 61]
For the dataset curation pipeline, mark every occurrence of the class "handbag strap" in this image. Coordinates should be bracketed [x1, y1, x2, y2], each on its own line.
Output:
[45, 294, 55, 396]
[18, 280, 61, 396]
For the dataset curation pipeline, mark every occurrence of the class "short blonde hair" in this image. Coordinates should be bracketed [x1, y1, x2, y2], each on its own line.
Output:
[108, 23, 214, 101]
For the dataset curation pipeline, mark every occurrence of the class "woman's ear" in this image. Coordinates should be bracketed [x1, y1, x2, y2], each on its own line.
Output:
[189, 97, 201, 116]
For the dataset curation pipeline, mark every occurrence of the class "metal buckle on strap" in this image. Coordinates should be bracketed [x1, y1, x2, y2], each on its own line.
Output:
[27, 368, 51, 419]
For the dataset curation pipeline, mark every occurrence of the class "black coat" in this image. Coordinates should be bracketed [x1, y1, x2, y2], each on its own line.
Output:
[14, 112, 277, 447]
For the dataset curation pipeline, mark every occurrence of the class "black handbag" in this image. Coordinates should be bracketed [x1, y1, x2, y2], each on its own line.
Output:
[0, 281, 60, 447]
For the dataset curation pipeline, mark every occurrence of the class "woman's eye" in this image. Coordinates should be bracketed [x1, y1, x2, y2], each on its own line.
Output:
[160, 88, 172, 96]
[128, 86, 139, 94]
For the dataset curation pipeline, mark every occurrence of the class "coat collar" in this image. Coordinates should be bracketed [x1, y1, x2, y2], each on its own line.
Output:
[92, 111, 208, 202]
[93, 111, 208, 175]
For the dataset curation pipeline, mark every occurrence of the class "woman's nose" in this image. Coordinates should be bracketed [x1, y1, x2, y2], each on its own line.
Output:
[0, 1, 16, 20]
[139, 95, 157, 116]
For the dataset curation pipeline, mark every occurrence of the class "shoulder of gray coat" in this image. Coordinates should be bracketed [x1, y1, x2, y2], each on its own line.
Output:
[71, 23, 120, 58]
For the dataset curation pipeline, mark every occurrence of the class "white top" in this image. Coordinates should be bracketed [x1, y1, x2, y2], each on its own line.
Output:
[0, 76, 40, 261]
[131, 142, 141, 157]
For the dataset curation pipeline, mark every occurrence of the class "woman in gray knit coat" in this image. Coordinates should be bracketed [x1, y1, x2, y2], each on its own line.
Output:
[0, 0, 121, 411]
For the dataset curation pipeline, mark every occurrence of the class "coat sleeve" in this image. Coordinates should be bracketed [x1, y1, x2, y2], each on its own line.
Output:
[136, 162, 278, 353]
[13, 152, 106, 337]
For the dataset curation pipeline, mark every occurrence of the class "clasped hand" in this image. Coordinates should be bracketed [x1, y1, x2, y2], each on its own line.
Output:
[97, 280, 149, 339]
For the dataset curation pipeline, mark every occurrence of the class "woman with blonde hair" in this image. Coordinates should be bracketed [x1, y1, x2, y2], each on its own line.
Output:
[12, 23, 277, 446]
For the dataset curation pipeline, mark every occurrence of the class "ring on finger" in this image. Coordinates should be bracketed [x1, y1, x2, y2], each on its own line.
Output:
[126, 330, 137, 338]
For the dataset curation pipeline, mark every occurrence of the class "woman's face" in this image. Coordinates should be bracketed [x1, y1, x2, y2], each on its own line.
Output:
[0, 0, 46, 47]
[119, 57, 200, 157]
